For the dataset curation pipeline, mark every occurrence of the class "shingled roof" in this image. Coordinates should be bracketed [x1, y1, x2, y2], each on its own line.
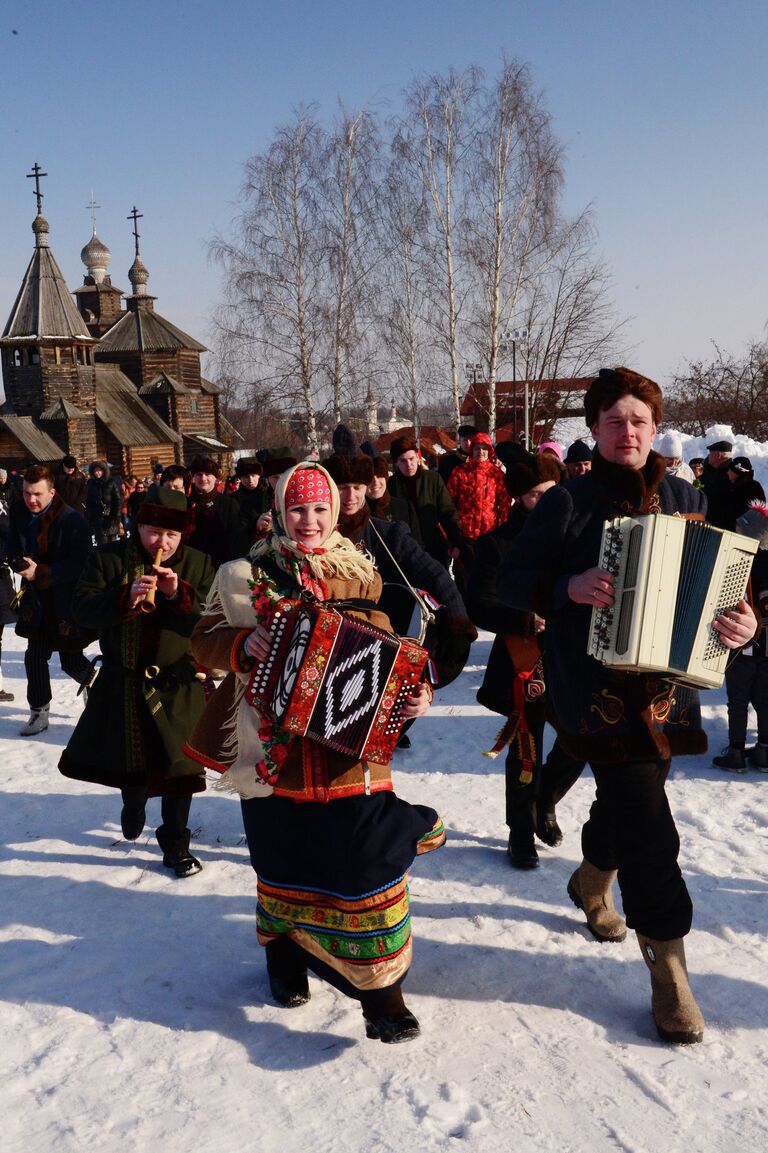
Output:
[0, 415, 63, 460]
[98, 308, 206, 355]
[1, 215, 93, 344]
[94, 367, 182, 446]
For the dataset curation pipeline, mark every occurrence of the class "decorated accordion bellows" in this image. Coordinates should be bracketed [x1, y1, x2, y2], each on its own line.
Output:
[588, 513, 758, 688]
[246, 601, 429, 762]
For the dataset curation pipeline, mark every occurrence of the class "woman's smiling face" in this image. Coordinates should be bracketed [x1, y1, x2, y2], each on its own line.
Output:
[284, 502, 334, 548]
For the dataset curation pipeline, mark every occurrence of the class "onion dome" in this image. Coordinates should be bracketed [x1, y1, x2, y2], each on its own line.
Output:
[80, 230, 112, 284]
[128, 253, 149, 296]
[32, 213, 50, 248]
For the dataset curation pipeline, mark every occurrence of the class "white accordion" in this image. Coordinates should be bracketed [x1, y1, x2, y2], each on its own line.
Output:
[588, 513, 757, 688]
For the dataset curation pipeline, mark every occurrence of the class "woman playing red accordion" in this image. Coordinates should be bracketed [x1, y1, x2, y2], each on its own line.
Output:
[184, 462, 444, 1043]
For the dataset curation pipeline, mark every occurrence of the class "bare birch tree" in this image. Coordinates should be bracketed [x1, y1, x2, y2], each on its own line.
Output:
[397, 67, 481, 429]
[320, 107, 383, 424]
[210, 107, 326, 453]
[463, 61, 563, 439]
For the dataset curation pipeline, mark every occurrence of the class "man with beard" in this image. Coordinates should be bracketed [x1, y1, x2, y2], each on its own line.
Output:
[59, 488, 214, 877]
[497, 367, 756, 1045]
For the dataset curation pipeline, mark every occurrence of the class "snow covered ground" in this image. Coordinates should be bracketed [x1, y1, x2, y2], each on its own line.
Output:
[2, 624, 768, 1153]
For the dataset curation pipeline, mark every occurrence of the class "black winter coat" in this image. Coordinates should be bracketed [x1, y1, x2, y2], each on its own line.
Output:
[187, 490, 247, 569]
[467, 504, 542, 716]
[497, 450, 708, 764]
[8, 494, 94, 650]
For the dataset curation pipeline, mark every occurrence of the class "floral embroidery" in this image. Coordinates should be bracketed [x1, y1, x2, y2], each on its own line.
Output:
[588, 689, 625, 726]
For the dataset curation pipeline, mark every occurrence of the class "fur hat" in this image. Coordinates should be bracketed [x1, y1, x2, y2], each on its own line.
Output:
[322, 452, 374, 485]
[504, 452, 562, 498]
[62, 455, 77, 470]
[564, 440, 593, 464]
[584, 366, 663, 428]
[235, 457, 263, 479]
[457, 424, 475, 439]
[136, 487, 189, 532]
[371, 455, 390, 478]
[390, 435, 419, 464]
[261, 447, 298, 479]
[187, 454, 220, 478]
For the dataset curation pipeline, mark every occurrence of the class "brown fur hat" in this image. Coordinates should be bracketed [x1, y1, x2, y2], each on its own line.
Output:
[390, 435, 419, 464]
[322, 452, 374, 486]
[504, 451, 562, 498]
[584, 367, 663, 428]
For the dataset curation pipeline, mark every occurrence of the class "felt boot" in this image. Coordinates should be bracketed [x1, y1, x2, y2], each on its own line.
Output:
[637, 934, 704, 1044]
[266, 937, 310, 1008]
[567, 860, 627, 942]
[362, 985, 420, 1044]
[20, 704, 49, 735]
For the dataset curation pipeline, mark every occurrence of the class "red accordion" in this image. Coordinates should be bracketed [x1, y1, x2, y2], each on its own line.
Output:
[245, 600, 429, 763]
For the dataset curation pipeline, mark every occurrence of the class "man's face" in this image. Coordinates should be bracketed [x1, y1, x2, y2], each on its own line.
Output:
[593, 395, 656, 470]
[23, 480, 54, 514]
[138, 524, 182, 563]
[708, 450, 730, 469]
[520, 480, 556, 512]
[63, 466, 74, 475]
[459, 436, 473, 454]
[163, 476, 186, 492]
[338, 483, 367, 516]
[92, 467, 104, 480]
[192, 471, 217, 494]
[397, 450, 420, 478]
[239, 472, 261, 490]
[567, 461, 591, 478]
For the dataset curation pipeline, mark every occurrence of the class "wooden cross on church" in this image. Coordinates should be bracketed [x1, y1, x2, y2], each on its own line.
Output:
[26, 162, 48, 214]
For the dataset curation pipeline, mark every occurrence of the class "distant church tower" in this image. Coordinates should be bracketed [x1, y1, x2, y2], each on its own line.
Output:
[366, 381, 379, 438]
[74, 199, 124, 338]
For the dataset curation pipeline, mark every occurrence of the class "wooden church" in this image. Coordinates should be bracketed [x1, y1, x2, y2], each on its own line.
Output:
[0, 165, 236, 476]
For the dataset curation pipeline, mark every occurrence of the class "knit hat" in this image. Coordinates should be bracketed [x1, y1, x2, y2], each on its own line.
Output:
[656, 431, 683, 458]
[62, 455, 77, 470]
[729, 456, 753, 476]
[504, 452, 562, 498]
[235, 456, 263, 478]
[331, 423, 359, 459]
[584, 366, 663, 427]
[537, 440, 564, 461]
[136, 487, 189, 532]
[322, 451, 374, 485]
[390, 434, 419, 464]
[564, 440, 593, 464]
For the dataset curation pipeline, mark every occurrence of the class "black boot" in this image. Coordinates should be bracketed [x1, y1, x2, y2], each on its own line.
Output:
[120, 787, 147, 841]
[535, 800, 563, 847]
[156, 825, 202, 878]
[361, 984, 420, 1043]
[507, 807, 540, 869]
[266, 937, 310, 1007]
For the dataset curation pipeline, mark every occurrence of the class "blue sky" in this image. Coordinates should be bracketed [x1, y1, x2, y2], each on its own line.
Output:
[2, 0, 767, 393]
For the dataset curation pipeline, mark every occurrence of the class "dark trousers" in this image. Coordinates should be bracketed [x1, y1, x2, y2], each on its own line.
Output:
[120, 787, 191, 841]
[505, 703, 546, 833]
[581, 757, 692, 941]
[25, 634, 91, 709]
[724, 653, 768, 746]
[538, 737, 585, 815]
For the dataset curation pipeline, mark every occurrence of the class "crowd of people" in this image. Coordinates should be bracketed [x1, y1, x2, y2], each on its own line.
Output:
[1, 367, 765, 1049]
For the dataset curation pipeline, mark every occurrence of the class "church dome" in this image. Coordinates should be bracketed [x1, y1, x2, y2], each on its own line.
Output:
[32, 212, 50, 248]
[128, 254, 149, 295]
[81, 231, 112, 283]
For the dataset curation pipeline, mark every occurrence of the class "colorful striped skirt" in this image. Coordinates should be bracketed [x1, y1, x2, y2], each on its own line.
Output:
[241, 792, 445, 991]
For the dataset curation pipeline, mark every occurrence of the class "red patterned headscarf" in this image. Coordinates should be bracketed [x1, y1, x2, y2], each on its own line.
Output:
[283, 466, 333, 510]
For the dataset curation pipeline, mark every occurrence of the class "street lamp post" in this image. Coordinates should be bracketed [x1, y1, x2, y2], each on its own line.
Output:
[500, 329, 529, 447]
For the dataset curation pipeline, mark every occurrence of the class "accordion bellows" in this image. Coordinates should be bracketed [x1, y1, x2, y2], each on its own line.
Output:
[246, 601, 428, 762]
[588, 514, 758, 688]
